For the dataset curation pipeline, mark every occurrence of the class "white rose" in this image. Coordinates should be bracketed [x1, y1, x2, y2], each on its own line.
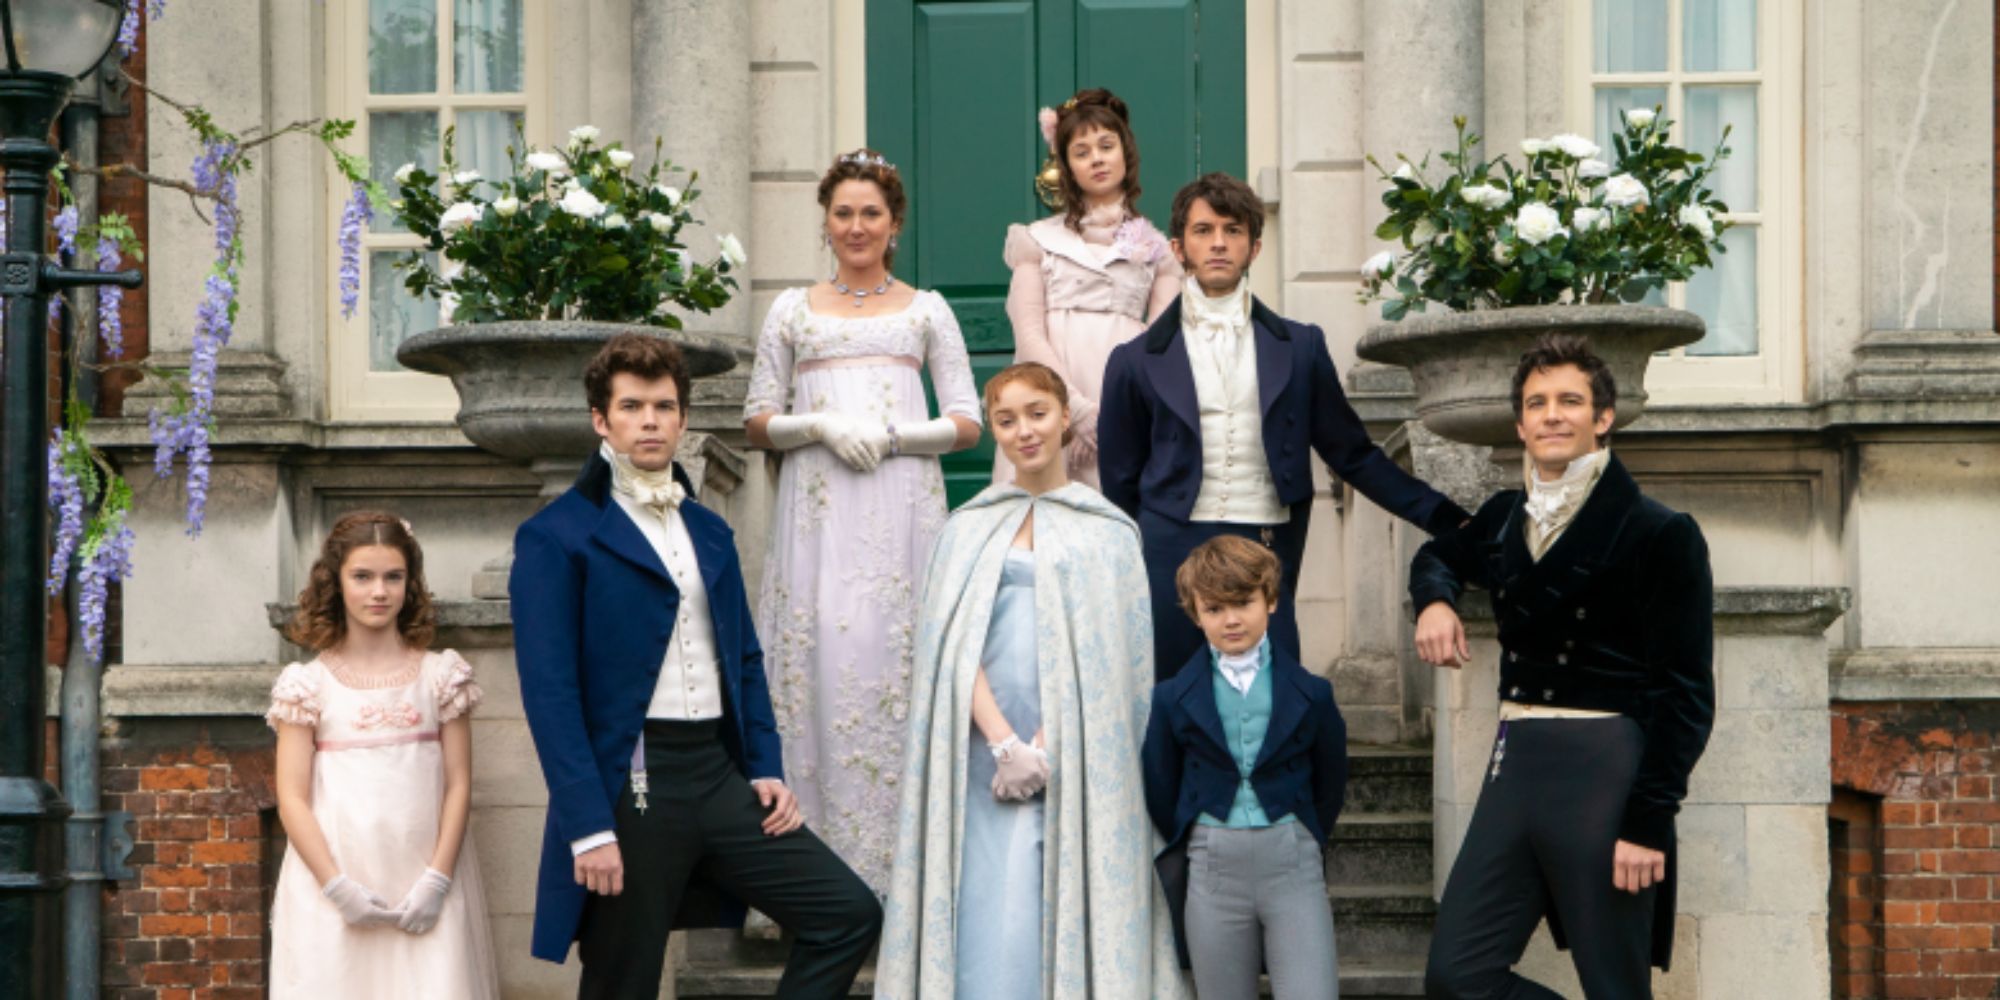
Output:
[1392, 162, 1417, 182]
[1572, 206, 1609, 233]
[1459, 183, 1510, 210]
[568, 124, 600, 148]
[608, 149, 636, 169]
[1520, 138, 1551, 157]
[493, 195, 521, 218]
[718, 233, 747, 269]
[1677, 204, 1716, 240]
[1361, 250, 1396, 279]
[1410, 217, 1440, 244]
[1551, 134, 1601, 160]
[1602, 173, 1650, 208]
[562, 177, 582, 193]
[525, 151, 566, 173]
[558, 187, 607, 219]
[438, 201, 484, 232]
[452, 170, 481, 186]
[1492, 241, 1515, 265]
[653, 184, 682, 206]
[644, 211, 671, 233]
[393, 162, 417, 185]
[1625, 108, 1657, 129]
[1577, 158, 1612, 179]
[1512, 202, 1568, 246]
[604, 213, 629, 230]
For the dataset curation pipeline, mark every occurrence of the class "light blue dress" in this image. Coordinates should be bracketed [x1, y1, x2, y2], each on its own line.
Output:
[954, 548, 1042, 1000]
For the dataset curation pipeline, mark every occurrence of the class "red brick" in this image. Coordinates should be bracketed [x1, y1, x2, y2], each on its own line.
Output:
[138, 914, 208, 937]
[1885, 877, 1954, 900]
[1957, 876, 1991, 899]
[1940, 951, 2000, 975]
[138, 817, 210, 841]
[1884, 851, 1919, 874]
[157, 888, 189, 913]
[1885, 951, 1921, 975]
[1955, 775, 1992, 798]
[1955, 824, 1992, 848]
[139, 767, 211, 791]
[142, 866, 211, 889]
[1885, 826, 1957, 850]
[189, 842, 258, 865]
[1841, 922, 1877, 947]
[1939, 851, 2000, 874]
[1885, 925, 1959, 949]
[1885, 975, 1948, 998]
[1938, 900, 2000, 923]
[1884, 801, 1920, 825]
[141, 963, 206, 987]
[1957, 923, 1994, 949]
[1939, 801, 2000, 824]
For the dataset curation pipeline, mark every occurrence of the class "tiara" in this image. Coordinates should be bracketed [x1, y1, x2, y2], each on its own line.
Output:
[837, 150, 897, 173]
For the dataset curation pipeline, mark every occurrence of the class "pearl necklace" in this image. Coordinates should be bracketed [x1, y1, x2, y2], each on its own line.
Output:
[833, 274, 893, 308]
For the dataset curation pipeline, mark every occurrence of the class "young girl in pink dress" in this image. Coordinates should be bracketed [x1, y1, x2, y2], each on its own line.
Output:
[1000, 88, 1182, 489]
[265, 512, 498, 999]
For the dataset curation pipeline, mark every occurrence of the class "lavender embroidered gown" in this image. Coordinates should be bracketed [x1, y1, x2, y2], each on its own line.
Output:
[265, 650, 498, 999]
[746, 287, 982, 892]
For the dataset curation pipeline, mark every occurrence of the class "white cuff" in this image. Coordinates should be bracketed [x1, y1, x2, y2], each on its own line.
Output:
[570, 831, 617, 857]
[891, 416, 960, 456]
[763, 414, 822, 451]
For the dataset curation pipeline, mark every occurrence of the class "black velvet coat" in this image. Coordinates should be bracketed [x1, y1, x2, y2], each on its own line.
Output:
[1408, 454, 1714, 969]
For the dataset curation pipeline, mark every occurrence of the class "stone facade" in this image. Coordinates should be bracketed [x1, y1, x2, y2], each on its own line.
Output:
[37, 1, 1998, 998]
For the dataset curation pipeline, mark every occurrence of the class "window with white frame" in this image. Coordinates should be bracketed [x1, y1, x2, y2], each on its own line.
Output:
[1570, 0, 1801, 403]
[328, 0, 544, 420]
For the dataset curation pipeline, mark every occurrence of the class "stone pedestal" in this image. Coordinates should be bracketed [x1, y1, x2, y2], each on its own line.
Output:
[1433, 587, 1848, 997]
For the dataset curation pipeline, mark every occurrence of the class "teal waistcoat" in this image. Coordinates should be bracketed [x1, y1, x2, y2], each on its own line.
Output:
[1198, 639, 1294, 829]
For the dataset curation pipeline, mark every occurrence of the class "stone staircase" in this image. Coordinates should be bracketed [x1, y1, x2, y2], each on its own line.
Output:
[675, 744, 1436, 998]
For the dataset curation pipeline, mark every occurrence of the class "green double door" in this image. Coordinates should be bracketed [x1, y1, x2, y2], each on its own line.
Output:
[867, 0, 1246, 505]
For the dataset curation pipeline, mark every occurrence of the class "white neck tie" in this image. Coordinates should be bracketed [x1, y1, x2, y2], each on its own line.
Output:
[1217, 648, 1261, 695]
[604, 442, 686, 522]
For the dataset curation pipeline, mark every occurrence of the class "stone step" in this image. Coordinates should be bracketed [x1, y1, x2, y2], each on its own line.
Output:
[1330, 883, 1438, 958]
[1345, 745, 1434, 816]
[1329, 811, 1435, 887]
[674, 956, 1428, 999]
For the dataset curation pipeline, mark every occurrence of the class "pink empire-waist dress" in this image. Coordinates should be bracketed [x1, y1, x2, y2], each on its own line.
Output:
[996, 205, 1181, 489]
[265, 650, 498, 1000]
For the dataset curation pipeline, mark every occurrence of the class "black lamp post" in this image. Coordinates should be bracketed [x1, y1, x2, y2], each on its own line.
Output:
[0, 2, 142, 997]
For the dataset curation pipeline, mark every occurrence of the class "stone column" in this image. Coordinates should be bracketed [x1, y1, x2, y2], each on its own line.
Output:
[633, 0, 754, 341]
[1361, 0, 1483, 178]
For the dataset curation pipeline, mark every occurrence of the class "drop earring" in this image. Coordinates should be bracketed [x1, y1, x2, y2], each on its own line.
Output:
[889, 234, 900, 252]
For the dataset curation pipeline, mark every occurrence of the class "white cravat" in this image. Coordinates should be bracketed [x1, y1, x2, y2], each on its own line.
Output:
[1522, 448, 1609, 560]
[1183, 278, 1288, 525]
[1213, 638, 1266, 696]
[1182, 275, 1251, 378]
[602, 442, 722, 723]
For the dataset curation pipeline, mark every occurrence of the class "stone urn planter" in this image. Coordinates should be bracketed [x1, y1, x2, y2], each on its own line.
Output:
[1354, 304, 1704, 447]
[397, 319, 747, 597]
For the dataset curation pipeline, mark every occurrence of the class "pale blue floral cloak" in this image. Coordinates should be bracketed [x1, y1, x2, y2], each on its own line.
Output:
[875, 483, 1191, 1000]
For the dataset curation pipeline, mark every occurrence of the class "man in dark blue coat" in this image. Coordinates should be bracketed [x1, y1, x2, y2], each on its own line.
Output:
[1099, 172, 1468, 679]
[511, 334, 880, 999]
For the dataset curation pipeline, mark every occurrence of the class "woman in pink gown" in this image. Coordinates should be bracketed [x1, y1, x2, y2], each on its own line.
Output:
[999, 88, 1182, 489]
[265, 512, 497, 999]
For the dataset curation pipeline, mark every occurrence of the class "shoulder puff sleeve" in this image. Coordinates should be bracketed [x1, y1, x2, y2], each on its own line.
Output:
[1002, 223, 1043, 270]
[744, 288, 800, 419]
[432, 649, 485, 723]
[265, 663, 322, 730]
[923, 292, 984, 423]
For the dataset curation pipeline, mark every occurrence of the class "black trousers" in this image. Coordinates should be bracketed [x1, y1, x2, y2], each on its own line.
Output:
[1139, 501, 1312, 681]
[576, 721, 882, 1000]
[1425, 717, 1655, 1000]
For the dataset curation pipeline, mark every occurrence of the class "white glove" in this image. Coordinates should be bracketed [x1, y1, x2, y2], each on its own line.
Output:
[396, 867, 453, 934]
[322, 874, 402, 927]
[762, 414, 824, 451]
[989, 734, 1050, 801]
[889, 417, 961, 457]
[818, 414, 891, 472]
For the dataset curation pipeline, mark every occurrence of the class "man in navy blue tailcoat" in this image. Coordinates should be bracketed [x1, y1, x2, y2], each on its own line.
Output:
[511, 334, 880, 999]
[1099, 172, 1469, 679]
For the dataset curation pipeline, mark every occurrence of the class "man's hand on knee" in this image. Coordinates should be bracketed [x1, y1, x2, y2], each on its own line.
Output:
[1611, 839, 1665, 894]
[575, 842, 625, 896]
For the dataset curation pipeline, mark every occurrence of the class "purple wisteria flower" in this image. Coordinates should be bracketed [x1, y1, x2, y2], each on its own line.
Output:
[148, 138, 240, 535]
[117, 0, 165, 56]
[46, 442, 84, 594]
[97, 237, 125, 357]
[75, 519, 136, 663]
[53, 204, 78, 255]
[337, 181, 372, 319]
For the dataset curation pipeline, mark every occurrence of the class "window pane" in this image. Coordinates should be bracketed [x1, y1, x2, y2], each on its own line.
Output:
[1683, 0, 1755, 72]
[1593, 86, 1666, 150]
[370, 112, 440, 233]
[369, 0, 437, 94]
[370, 250, 441, 371]
[456, 109, 526, 184]
[1686, 226, 1757, 356]
[454, 0, 524, 93]
[1685, 86, 1756, 211]
[1593, 0, 1667, 73]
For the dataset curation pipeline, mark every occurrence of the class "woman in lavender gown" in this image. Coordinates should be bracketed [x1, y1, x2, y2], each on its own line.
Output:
[743, 149, 982, 893]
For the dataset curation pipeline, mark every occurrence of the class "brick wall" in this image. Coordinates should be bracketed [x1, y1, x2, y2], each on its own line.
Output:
[1831, 703, 2000, 1000]
[100, 718, 279, 1000]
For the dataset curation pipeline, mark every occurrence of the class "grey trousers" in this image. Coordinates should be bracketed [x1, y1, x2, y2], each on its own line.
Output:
[1186, 822, 1340, 1000]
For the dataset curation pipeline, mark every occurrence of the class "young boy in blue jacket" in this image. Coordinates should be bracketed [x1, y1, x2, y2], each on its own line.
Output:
[1142, 535, 1349, 1000]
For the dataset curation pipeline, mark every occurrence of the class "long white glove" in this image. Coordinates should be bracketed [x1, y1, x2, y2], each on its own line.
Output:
[765, 414, 889, 472]
[396, 867, 453, 934]
[890, 417, 961, 457]
[322, 874, 402, 927]
[989, 735, 1050, 801]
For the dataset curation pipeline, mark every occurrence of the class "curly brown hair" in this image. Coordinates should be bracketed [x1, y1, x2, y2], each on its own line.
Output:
[284, 511, 437, 651]
[817, 148, 908, 269]
[1174, 535, 1282, 623]
[1054, 88, 1142, 232]
[982, 361, 1075, 447]
[585, 333, 690, 417]
[1170, 172, 1265, 244]
[1510, 332, 1618, 446]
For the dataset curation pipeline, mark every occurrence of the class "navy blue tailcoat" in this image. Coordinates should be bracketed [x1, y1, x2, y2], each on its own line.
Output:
[510, 453, 782, 963]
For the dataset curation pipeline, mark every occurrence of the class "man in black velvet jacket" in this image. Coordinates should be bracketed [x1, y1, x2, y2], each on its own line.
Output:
[1410, 333, 1714, 999]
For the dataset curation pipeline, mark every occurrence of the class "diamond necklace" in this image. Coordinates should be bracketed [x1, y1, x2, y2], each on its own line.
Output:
[833, 274, 893, 308]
